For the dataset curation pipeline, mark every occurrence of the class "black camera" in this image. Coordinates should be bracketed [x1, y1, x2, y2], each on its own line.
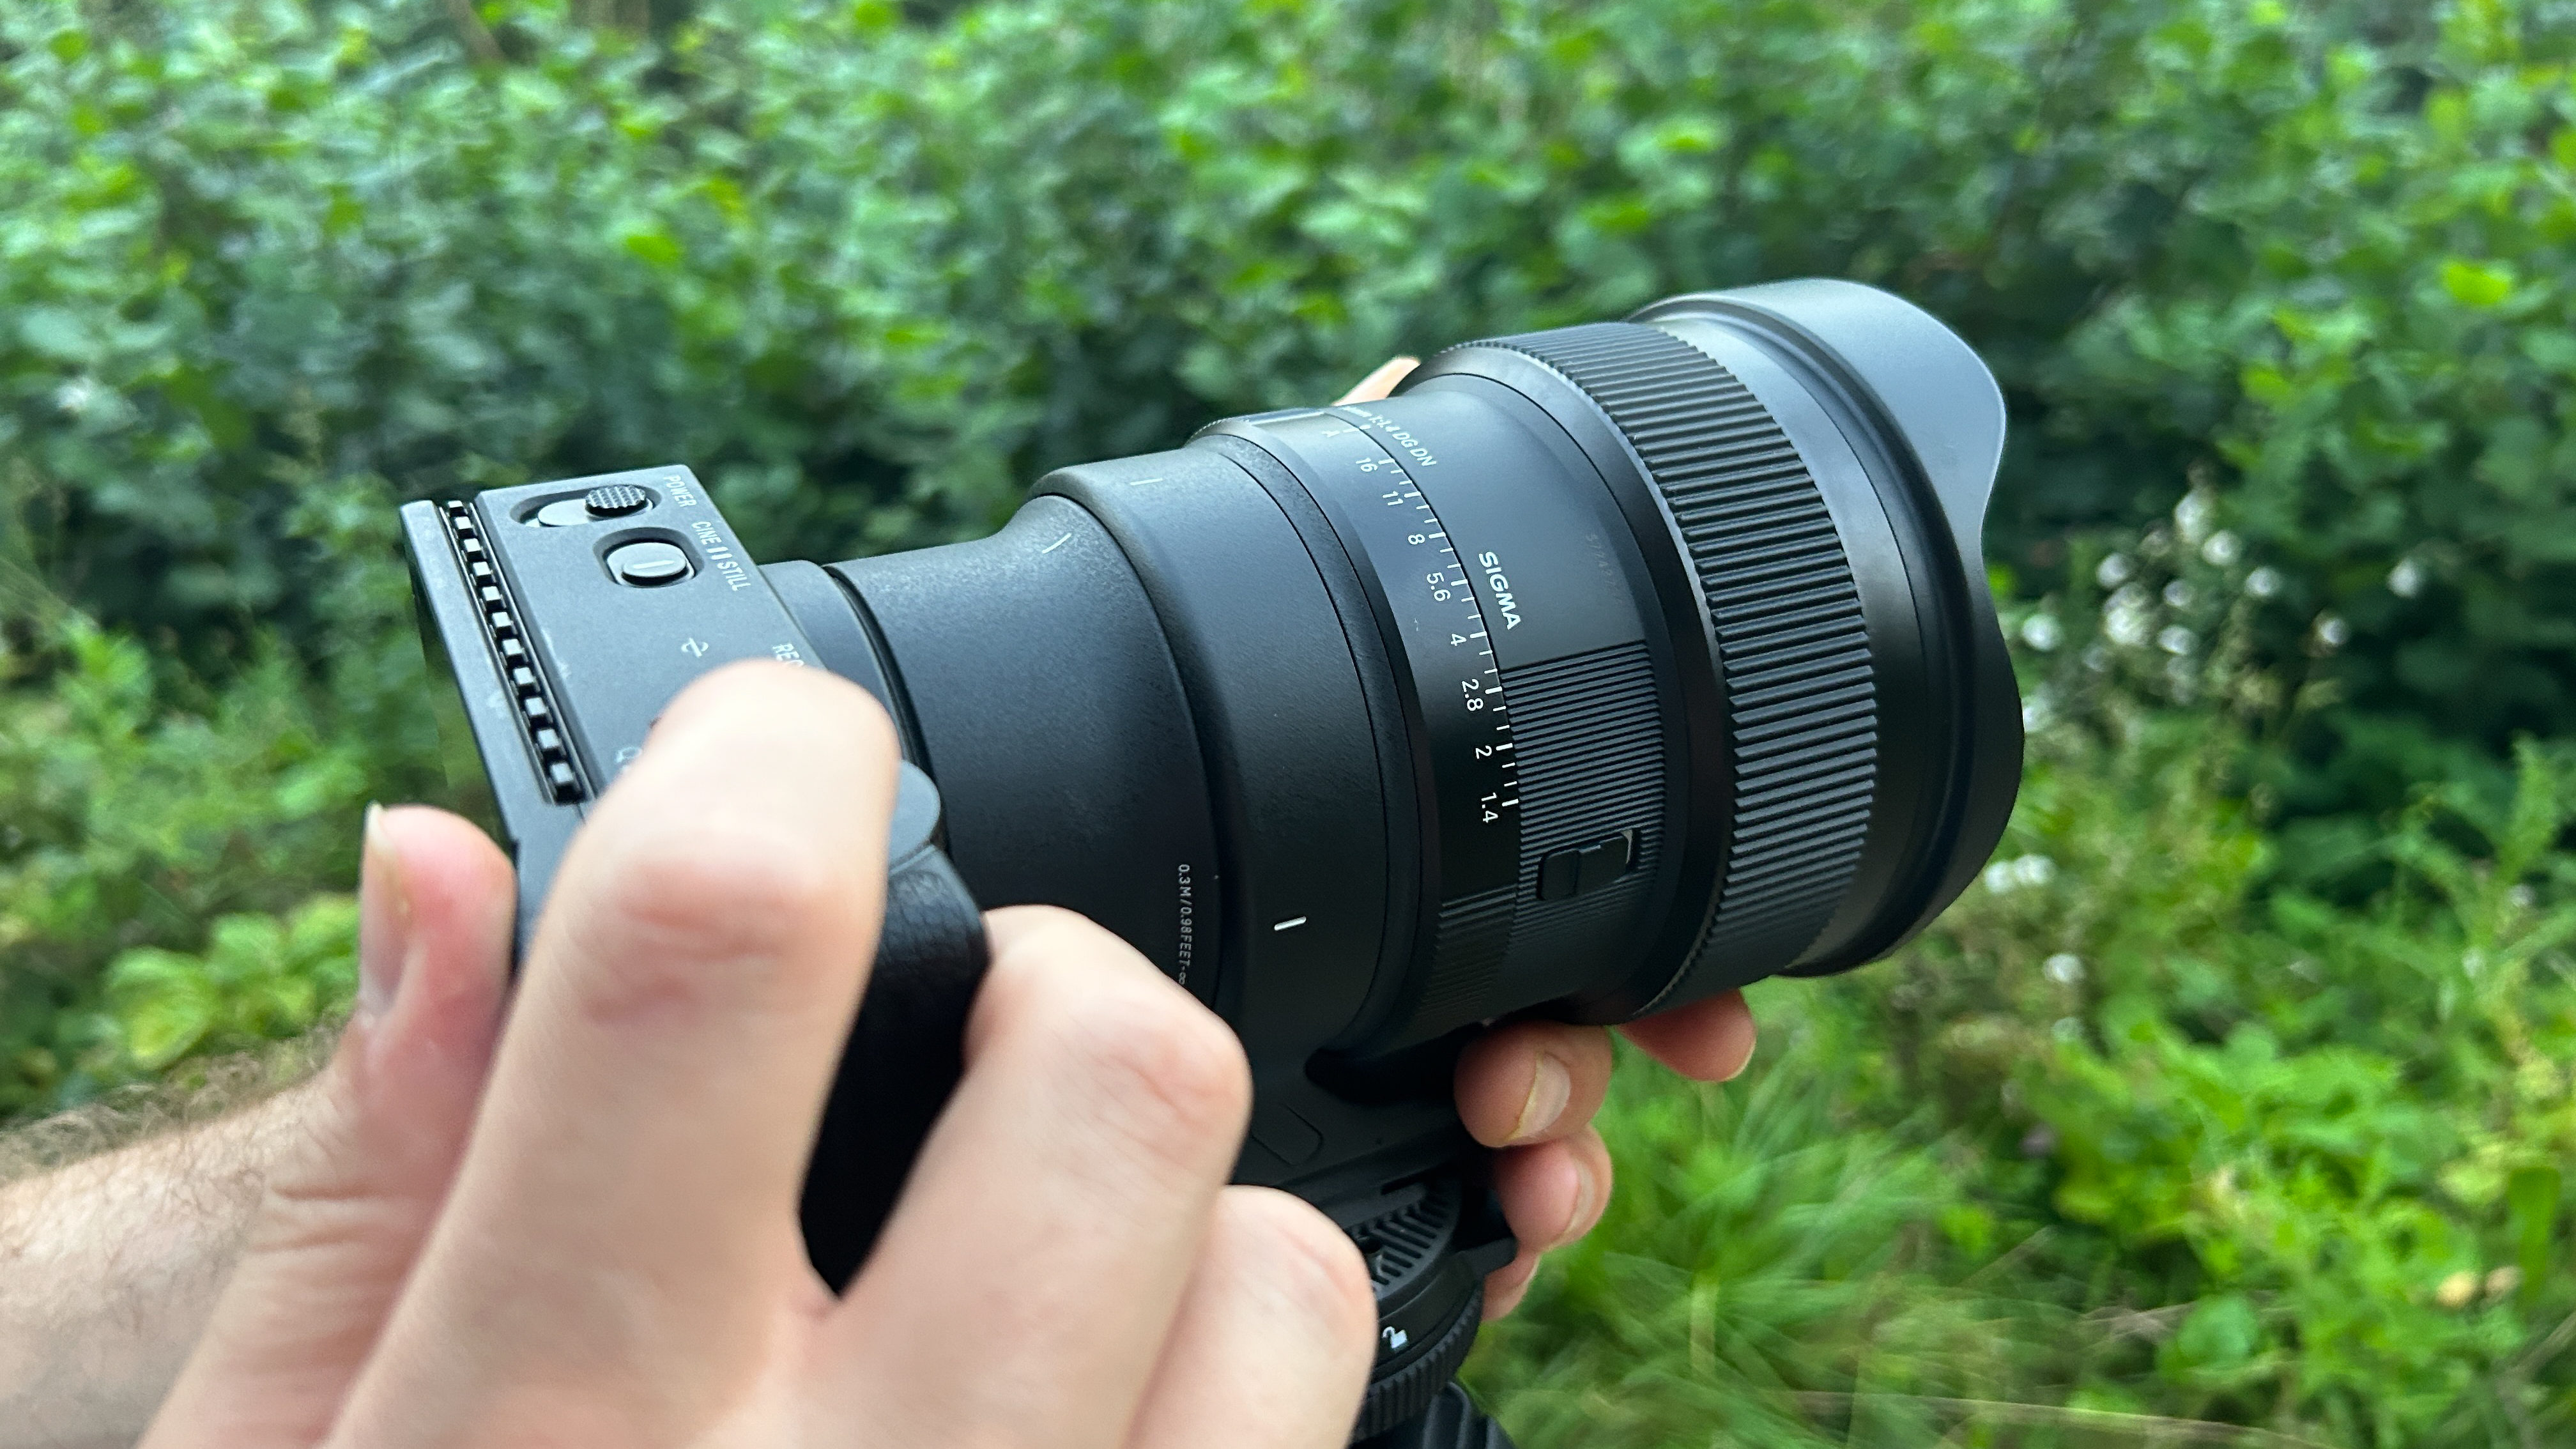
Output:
[402, 279, 2020, 1446]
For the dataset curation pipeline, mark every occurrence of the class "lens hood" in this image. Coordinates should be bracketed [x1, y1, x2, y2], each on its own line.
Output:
[1627, 281, 2021, 985]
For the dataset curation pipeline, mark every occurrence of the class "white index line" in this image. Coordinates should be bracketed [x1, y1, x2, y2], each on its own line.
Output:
[1125, 476, 1165, 486]
[1038, 532, 1073, 554]
[1272, 916, 1308, 931]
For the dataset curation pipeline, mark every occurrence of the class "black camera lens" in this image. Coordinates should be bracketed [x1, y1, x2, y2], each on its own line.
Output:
[801, 279, 2019, 1068]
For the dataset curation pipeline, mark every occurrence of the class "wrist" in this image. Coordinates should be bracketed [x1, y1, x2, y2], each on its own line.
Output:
[0, 1079, 322, 1449]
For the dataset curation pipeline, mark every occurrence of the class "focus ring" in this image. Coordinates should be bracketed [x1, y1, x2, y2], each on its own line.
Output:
[1477, 323, 1878, 991]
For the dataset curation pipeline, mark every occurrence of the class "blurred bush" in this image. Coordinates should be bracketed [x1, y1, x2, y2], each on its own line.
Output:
[5, 0, 2576, 1441]
[5, 0, 2576, 808]
[0, 463, 429, 1116]
[1473, 510, 2576, 1441]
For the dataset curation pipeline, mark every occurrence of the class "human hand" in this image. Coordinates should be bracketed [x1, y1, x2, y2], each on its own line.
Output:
[1337, 357, 1763, 1319]
[141, 663, 1374, 1449]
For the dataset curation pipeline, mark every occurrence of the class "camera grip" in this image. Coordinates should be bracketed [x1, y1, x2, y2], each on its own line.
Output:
[798, 763, 992, 1291]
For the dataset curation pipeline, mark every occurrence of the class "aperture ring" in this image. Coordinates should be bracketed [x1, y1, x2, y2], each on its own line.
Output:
[1473, 323, 1878, 995]
[1209, 413, 1526, 1050]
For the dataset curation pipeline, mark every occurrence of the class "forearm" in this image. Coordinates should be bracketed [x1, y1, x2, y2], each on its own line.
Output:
[0, 1081, 318, 1449]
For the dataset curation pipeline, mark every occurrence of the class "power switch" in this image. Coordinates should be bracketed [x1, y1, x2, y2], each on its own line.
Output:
[584, 483, 652, 518]
[532, 484, 654, 529]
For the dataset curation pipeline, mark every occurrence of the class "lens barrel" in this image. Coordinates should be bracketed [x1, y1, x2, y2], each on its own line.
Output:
[803, 284, 2021, 1429]
[818, 279, 2017, 1069]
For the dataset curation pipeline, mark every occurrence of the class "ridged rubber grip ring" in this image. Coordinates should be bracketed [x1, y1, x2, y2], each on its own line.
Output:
[1354, 1282, 1483, 1440]
[1475, 322, 1879, 992]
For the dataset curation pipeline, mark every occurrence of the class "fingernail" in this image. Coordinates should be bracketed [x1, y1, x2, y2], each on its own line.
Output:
[1719, 1036, 1756, 1083]
[1510, 1052, 1572, 1144]
[359, 804, 412, 1020]
[1561, 1154, 1600, 1244]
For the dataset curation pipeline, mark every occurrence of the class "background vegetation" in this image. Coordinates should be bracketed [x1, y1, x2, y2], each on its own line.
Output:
[4, 0, 2574, 1441]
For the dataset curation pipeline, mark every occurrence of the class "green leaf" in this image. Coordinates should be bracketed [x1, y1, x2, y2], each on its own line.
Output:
[105, 948, 220, 1071]
[17, 306, 96, 364]
[2508, 1164, 2559, 1302]
[622, 229, 685, 269]
[2439, 258, 2514, 308]
[2168, 1292, 2262, 1372]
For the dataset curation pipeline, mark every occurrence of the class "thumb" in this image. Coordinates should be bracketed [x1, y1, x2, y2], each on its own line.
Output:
[142, 806, 515, 1448]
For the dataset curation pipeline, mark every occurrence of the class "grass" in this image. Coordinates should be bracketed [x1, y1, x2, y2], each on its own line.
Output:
[1467, 671, 2576, 1446]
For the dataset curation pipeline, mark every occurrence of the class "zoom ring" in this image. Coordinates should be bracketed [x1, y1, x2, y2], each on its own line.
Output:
[1480, 323, 1878, 990]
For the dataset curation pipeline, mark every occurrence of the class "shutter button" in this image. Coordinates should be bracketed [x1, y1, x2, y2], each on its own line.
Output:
[606, 540, 692, 586]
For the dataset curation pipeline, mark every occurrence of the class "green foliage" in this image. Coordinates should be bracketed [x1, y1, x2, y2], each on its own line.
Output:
[4, 1, 2576, 1443]
[0, 528, 422, 1114]
[3, 0, 2575, 802]
[102, 894, 355, 1072]
[1472, 660, 2576, 1445]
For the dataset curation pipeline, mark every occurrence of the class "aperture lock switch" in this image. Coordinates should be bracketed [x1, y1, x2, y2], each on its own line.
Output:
[1535, 829, 1639, 901]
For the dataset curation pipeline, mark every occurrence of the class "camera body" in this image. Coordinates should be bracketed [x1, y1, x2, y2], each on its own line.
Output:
[403, 469, 1516, 1439]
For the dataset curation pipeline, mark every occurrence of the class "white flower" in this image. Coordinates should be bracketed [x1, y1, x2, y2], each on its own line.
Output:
[2163, 579, 2195, 610]
[54, 377, 100, 416]
[2105, 584, 2152, 647]
[2201, 531, 2242, 566]
[2020, 613, 2063, 652]
[1983, 855, 2053, 894]
[2053, 1016, 2085, 1043]
[2313, 614, 2349, 650]
[2174, 490, 2215, 545]
[2096, 553, 2134, 587]
[2158, 625, 2196, 656]
[2043, 953, 2085, 985]
[2389, 558, 2426, 599]
[2246, 566, 2281, 599]
[2510, 884, 2537, 911]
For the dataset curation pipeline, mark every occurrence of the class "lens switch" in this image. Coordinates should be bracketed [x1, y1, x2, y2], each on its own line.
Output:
[1535, 829, 1637, 901]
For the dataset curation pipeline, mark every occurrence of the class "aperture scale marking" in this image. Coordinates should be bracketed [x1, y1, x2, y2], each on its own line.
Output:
[1260, 408, 1524, 902]
[1370, 475, 1520, 825]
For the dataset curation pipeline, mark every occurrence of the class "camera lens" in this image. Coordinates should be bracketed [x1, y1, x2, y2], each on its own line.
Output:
[792, 280, 2018, 1068]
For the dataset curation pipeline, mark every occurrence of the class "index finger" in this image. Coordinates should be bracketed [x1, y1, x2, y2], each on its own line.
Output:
[1335, 356, 1419, 404]
[1615, 990, 1757, 1081]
